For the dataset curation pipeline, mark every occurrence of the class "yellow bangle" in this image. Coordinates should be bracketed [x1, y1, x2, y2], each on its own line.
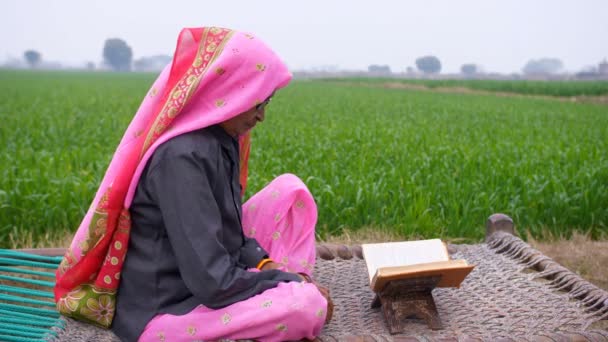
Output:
[256, 258, 273, 270]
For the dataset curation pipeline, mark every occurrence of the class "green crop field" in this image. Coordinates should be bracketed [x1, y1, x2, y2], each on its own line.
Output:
[1, 70, 607, 248]
[326, 78, 608, 97]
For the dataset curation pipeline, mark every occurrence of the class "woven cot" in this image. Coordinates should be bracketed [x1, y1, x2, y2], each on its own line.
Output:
[43, 230, 607, 342]
[1, 220, 605, 342]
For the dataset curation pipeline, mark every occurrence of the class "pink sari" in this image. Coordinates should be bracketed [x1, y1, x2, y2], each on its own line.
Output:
[54, 27, 325, 340]
[139, 174, 326, 341]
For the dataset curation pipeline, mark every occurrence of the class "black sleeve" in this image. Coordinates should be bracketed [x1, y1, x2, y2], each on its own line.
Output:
[148, 149, 301, 309]
[238, 237, 269, 268]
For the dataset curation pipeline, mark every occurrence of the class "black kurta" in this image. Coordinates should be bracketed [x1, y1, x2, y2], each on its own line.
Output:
[111, 125, 301, 341]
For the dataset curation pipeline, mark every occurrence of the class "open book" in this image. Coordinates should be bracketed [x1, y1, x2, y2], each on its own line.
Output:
[362, 239, 474, 292]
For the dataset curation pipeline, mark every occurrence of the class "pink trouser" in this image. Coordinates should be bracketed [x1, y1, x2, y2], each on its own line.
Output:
[139, 174, 327, 341]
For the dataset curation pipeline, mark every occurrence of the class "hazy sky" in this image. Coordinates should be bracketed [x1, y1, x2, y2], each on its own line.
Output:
[2, 0, 607, 73]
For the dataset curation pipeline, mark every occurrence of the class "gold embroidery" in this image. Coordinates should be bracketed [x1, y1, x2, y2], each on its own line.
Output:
[183, 80, 199, 105]
[186, 75, 197, 85]
[281, 256, 289, 264]
[272, 231, 281, 240]
[193, 57, 203, 67]
[96, 218, 106, 228]
[261, 300, 272, 308]
[149, 87, 158, 97]
[167, 107, 178, 118]
[206, 42, 217, 53]
[154, 123, 166, 135]
[114, 241, 122, 250]
[248, 227, 256, 237]
[114, 272, 120, 280]
[98, 190, 110, 209]
[244, 33, 254, 39]
[256, 63, 266, 71]
[221, 313, 231, 325]
[103, 275, 112, 284]
[276, 323, 287, 332]
[157, 332, 166, 342]
[110, 257, 119, 265]
[187, 325, 197, 336]
[270, 190, 280, 199]
[316, 309, 325, 317]
[248, 204, 257, 211]
[79, 240, 90, 253]
[295, 200, 305, 208]
[171, 89, 182, 99]
[274, 213, 281, 222]
[215, 67, 225, 75]
[215, 99, 225, 107]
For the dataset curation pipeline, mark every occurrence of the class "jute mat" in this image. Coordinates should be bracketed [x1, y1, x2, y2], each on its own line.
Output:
[51, 232, 608, 341]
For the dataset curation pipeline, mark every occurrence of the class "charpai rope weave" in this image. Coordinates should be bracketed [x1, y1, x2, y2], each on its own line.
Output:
[0, 249, 65, 342]
[10, 232, 608, 342]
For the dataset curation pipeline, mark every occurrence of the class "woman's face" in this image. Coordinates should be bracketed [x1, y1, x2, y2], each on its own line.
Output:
[219, 105, 265, 138]
[219, 96, 271, 137]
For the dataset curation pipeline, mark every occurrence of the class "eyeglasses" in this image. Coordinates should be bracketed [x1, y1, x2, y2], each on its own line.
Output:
[255, 97, 272, 112]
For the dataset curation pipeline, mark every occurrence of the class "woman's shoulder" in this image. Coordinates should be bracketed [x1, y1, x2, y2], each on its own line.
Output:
[150, 127, 224, 164]
[164, 128, 219, 150]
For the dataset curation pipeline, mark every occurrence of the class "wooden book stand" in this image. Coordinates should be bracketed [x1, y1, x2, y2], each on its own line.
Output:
[371, 275, 443, 333]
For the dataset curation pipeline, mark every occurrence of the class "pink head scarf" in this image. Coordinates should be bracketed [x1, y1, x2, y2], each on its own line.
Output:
[54, 27, 292, 327]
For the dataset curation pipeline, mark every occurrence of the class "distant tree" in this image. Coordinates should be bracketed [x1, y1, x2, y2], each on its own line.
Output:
[461, 64, 478, 76]
[86, 62, 95, 70]
[23, 50, 41, 68]
[103, 38, 133, 71]
[415, 56, 441, 74]
[406, 66, 415, 74]
[522, 58, 563, 75]
[368, 64, 391, 75]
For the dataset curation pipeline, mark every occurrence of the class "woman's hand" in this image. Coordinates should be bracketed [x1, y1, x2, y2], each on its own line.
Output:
[315, 283, 334, 324]
[296, 273, 333, 324]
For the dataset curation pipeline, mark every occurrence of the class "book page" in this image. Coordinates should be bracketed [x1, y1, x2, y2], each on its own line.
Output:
[361, 239, 449, 281]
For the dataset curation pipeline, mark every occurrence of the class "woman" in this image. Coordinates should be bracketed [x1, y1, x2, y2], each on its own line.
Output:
[54, 27, 332, 341]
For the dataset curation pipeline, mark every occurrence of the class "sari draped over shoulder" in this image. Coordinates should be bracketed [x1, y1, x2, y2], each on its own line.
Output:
[53, 27, 292, 328]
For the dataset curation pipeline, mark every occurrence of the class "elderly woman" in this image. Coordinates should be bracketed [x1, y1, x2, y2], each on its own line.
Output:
[54, 27, 332, 341]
